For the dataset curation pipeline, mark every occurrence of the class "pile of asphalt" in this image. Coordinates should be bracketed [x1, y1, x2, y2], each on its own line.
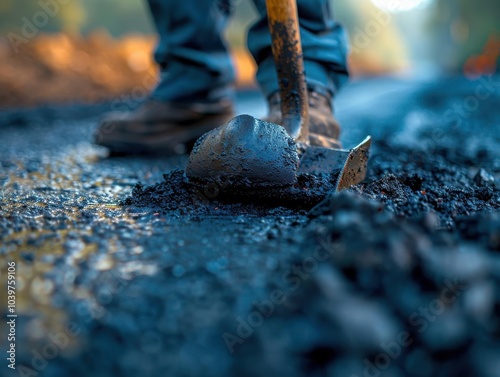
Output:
[232, 192, 500, 377]
[226, 79, 500, 377]
[354, 140, 498, 229]
[124, 169, 339, 215]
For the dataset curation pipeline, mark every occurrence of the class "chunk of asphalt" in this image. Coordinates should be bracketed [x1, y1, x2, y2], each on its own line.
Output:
[185, 114, 299, 189]
[473, 168, 495, 187]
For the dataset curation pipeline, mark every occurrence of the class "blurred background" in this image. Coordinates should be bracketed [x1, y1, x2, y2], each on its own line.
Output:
[0, 0, 498, 108]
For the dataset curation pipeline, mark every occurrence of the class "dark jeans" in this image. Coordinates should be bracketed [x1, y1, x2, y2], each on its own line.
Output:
[147, 0, 349, 103]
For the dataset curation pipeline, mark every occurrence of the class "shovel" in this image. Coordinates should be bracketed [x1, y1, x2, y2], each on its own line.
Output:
[185, 0, 371, 202]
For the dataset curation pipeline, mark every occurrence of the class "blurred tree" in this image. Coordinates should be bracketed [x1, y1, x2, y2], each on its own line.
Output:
[430, 0, 500, 74]
[0, 0, 153, 38]
[0, 0, 63, 36]
[334, 0, 410, 75]
[78, 0, 153, 36]
[58, 1, 87, 35]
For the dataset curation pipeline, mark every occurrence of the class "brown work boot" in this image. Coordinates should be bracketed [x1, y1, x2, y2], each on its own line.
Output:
[265, 90, 342, 149]
[95, 99, 235, 155]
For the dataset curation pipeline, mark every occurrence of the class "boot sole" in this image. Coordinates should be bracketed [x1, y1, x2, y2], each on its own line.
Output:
[96, 112, 235, 156]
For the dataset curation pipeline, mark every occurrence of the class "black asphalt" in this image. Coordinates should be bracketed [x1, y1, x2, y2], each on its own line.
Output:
[0, 77, 499, 377]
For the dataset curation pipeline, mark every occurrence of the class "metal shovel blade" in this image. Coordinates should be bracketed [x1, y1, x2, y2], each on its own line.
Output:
[298, 136, 372, 191]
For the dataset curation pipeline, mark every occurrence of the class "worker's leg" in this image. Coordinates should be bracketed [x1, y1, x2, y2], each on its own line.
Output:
[147, 0, 235, 102]
[248, 0, 349, 98]
[95, 0, 236, 155]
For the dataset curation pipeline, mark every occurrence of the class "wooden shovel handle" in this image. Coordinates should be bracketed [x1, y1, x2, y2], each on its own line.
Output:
[266, 0, 309, 142]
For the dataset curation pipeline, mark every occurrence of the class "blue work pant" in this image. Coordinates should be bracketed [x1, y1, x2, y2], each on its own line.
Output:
[147, 0, 349, 102]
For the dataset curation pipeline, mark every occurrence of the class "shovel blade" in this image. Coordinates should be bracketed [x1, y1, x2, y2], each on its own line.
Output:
[298, 136, 372, 191]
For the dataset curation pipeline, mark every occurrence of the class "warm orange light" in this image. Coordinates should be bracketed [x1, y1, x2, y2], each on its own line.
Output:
[463, 34, 499, 79]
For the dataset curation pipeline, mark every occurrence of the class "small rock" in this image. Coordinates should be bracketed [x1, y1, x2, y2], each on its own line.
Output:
[473, 169, 495, 187]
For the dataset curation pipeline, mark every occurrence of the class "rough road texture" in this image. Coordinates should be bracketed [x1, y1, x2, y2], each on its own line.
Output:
[0, 78, 499, 377]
